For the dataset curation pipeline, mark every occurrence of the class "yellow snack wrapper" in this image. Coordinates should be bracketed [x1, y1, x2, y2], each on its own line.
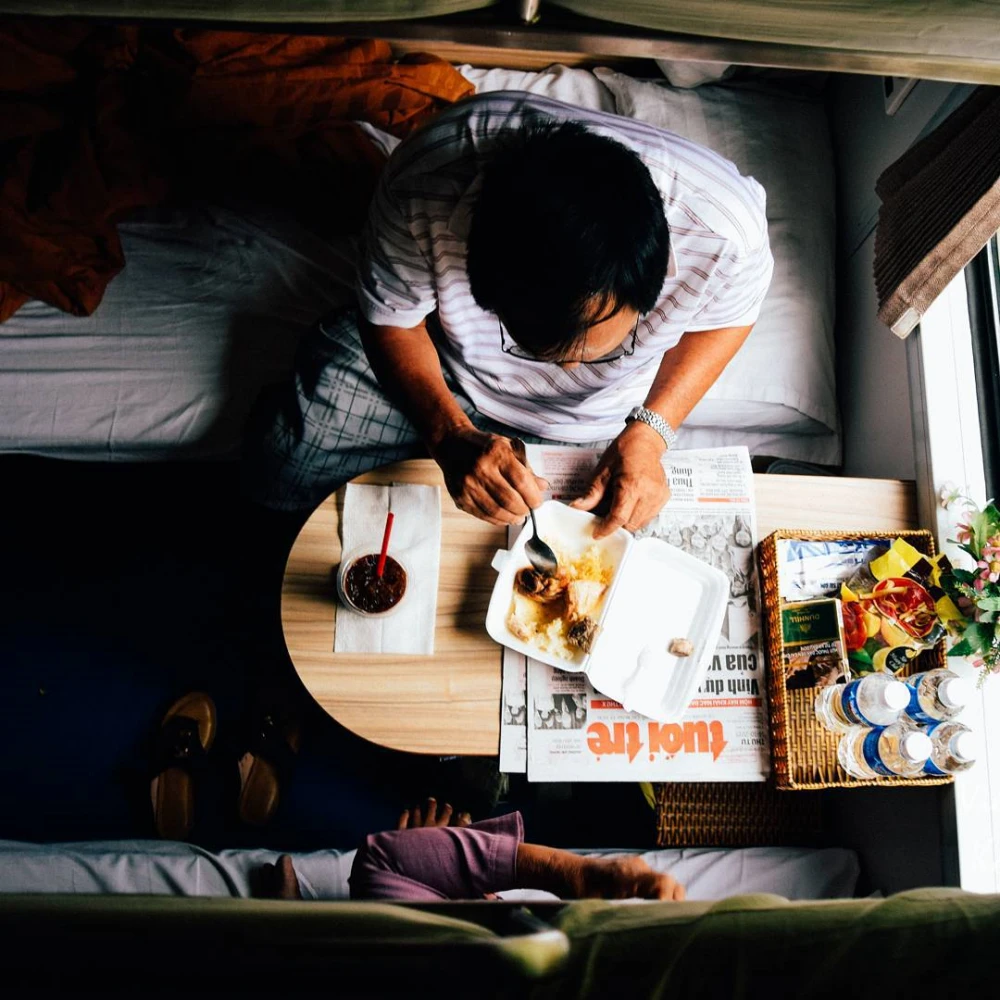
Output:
[869, 538, 925, 582]
[841, 538, 949, 674]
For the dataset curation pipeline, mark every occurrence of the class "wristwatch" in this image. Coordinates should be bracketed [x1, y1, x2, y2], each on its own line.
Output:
[626, 405, 677, 450]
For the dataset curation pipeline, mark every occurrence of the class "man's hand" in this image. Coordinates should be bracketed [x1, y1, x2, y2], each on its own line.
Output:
[516, 843, 685, 901]
[571, 420, 670, 538]
[431, 427, 548, 526]
[397, 797, 472, 830]
[579, 855, 685, 901]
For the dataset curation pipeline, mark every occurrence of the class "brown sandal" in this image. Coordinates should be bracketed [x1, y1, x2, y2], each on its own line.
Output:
[236, 711, 302, 827]
[150, 692, 217, 841]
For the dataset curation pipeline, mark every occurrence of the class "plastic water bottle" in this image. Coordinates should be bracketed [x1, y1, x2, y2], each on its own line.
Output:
[837, 723, 933, 778]
[815, 673, 910, 733]
[903, 669, 972, 725]
[924, 720, 978, 775]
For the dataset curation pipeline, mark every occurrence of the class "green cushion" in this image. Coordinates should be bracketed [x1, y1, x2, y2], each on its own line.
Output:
[6, 890, 998, 994]
[545, 890, 1000, 998]
[1, 895, 569, 988]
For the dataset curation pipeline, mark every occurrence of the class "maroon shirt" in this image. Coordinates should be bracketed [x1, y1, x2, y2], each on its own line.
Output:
[349, 811, 524, 901]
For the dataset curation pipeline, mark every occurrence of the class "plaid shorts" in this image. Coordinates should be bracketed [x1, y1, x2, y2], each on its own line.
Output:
[243, 307, 611, 511]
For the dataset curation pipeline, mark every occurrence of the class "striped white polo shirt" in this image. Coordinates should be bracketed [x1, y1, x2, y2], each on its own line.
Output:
[356, 92, 773, 442]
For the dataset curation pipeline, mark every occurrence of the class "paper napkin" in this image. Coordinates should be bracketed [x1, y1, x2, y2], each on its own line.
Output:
[334, 482, 441, 655]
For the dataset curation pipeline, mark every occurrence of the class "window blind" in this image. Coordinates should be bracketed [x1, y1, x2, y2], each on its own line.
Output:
[874, 87, 1000, 338]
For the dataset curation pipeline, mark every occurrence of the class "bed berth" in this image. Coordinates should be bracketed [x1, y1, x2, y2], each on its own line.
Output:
[0, 50, 840, 465]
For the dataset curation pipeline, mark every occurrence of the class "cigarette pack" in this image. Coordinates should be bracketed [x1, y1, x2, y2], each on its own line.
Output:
[781, 598, 850, 690]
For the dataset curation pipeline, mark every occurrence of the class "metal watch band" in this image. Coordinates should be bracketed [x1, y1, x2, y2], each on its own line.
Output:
[626, 405, 677, 450]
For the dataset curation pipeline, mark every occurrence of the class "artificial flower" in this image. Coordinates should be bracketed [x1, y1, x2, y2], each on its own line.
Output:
[944, 497, 1000, 684]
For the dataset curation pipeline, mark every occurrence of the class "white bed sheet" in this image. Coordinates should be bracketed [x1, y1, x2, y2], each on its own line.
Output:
[0, 203, 354, 461]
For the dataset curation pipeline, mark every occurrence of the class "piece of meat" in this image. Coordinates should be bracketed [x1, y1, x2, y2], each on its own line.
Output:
[568, 617, 600, 653]
[514, 567, 567, 604]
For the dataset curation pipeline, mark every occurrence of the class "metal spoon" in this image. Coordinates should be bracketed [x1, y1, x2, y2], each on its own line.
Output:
[525, 508, 559, 576]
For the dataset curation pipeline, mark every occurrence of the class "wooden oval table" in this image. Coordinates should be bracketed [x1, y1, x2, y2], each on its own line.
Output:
[281, 459, 919, 756]
[281, 459, 507, 756]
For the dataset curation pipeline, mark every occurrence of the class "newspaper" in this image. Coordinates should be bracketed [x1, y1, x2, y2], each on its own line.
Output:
[499, 447, 598, 772]
[498, 445, 770, 782]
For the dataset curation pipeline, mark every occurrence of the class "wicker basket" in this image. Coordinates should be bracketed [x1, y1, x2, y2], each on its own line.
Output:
[654, 781, 823, 847]
[758, 528, 953, 791]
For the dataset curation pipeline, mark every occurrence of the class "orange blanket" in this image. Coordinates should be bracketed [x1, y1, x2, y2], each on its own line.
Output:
[0, 23, 473, 323]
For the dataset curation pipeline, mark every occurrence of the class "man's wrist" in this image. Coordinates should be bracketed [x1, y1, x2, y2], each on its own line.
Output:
[515, 843, 589, 898]
[424, 411, 475, 453]
[620, 417, 668, 455]
[625, 405, 677, 451]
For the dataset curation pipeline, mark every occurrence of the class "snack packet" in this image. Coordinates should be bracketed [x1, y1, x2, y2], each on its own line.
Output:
[839, 538, 963, 674]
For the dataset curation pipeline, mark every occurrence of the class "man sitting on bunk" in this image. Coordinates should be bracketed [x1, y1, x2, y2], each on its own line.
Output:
[247, 93, 773, 536]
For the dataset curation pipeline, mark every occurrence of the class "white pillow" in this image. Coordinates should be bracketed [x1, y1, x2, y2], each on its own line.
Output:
[594, 69, 839, 441]
[655, 59, 733, 88]
[458, 63, 616, 112]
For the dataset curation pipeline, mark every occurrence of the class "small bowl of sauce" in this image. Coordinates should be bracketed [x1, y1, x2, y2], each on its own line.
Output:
[337, 548, 409, 616]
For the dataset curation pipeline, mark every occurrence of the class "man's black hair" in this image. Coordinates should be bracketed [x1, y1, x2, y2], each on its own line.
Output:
[467, 119, 669, 361]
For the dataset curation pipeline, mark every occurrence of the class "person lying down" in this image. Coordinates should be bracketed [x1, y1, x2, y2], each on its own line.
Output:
[0, 800, 859, 902]
[346, 805, 683, 902]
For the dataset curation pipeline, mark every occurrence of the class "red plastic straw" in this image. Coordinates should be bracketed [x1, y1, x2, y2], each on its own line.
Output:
[376, 511, 395, 578]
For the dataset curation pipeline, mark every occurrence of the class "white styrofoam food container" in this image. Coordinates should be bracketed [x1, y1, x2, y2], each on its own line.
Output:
[486, 500, 729, 723]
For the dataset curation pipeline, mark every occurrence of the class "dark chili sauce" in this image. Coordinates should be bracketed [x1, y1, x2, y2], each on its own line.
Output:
[344, 554, 407, 613]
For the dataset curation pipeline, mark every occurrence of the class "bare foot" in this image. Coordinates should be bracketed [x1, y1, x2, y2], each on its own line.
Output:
[253, 854, 302, 899]
[397, 797, 473, 830]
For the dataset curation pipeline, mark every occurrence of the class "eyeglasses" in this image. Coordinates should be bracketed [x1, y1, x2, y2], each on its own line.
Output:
[499, 315, 639, 365]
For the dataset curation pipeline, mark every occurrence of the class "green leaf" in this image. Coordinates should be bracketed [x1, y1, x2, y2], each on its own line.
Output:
[949, 639, 974, 657]
[971, 509, 994, 554]
[952, 568, 977, 585]
[983, 502, 1000, 526]
[639, 782, 656, 811]
[981, 611, 997, 624]
[960, 621, 993, 653]
[976, 596, 1000, 611]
